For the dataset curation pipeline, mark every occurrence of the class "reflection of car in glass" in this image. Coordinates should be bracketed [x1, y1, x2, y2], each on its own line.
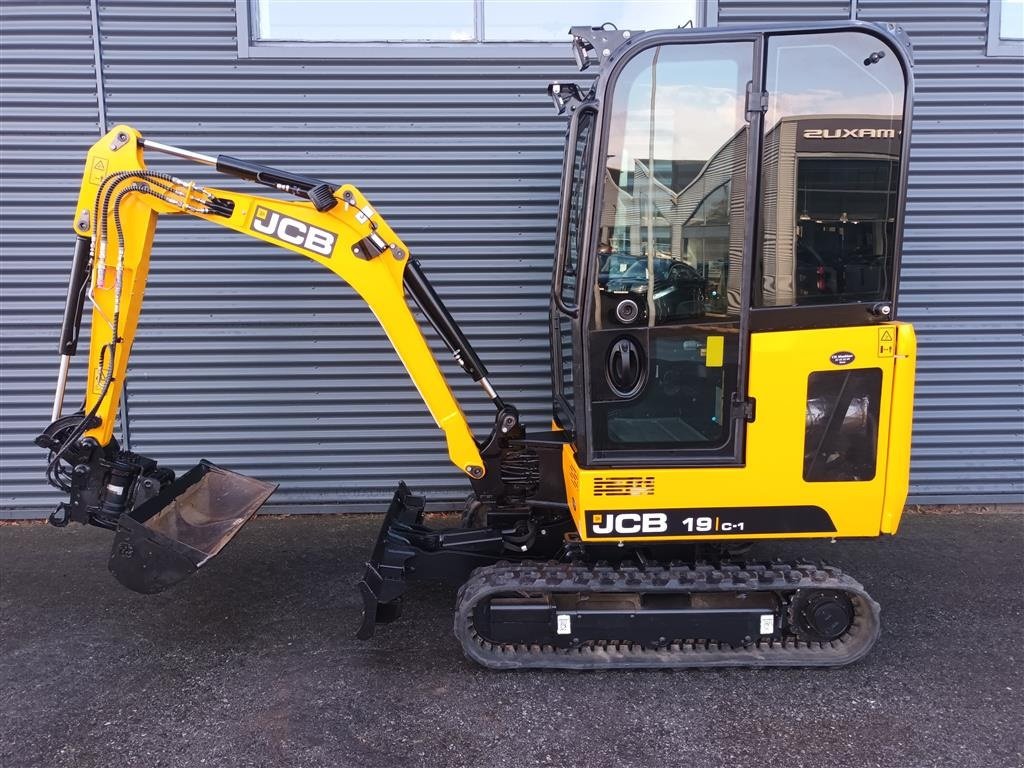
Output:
[597, 252, 707, 325]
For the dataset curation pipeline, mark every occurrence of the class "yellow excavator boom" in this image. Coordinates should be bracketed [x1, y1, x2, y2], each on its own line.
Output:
[61, 125, 485, 477]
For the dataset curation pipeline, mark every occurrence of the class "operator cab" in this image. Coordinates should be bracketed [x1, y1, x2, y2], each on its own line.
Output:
[550, 22, 911, 473]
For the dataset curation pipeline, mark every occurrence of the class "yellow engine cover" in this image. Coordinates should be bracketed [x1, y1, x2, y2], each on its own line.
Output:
[564, 323, 916, 543]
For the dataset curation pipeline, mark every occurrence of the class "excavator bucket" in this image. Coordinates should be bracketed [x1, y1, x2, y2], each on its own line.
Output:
[108, 460, 277, 594]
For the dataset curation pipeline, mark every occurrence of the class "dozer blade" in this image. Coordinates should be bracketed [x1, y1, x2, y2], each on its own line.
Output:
[108, 460, 277, 594]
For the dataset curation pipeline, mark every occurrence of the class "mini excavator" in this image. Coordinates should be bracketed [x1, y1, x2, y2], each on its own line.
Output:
[38, 21, 916, 669]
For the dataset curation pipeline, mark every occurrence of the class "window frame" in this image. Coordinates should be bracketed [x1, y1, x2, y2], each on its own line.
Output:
[236, 0, 707, 59]
[987, 0, 1024, 56]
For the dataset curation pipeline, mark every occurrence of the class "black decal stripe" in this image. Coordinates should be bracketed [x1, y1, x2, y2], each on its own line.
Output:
[586, 506, 836, 538]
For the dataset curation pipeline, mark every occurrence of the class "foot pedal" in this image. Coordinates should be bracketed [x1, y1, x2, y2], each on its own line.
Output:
[108, 460, 277, 594]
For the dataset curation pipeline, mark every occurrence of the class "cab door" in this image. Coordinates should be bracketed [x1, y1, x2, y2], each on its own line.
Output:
[581, 38, 759, 467]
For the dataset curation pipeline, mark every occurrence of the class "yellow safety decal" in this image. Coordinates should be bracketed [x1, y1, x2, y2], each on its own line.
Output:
[705, 335, 724, 368]
[89, 157, 107, 184]
[878, 327, 895, 358]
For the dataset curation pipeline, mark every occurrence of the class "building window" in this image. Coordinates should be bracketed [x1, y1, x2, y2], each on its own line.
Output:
[987, 0, 1024, 56]
[240, 0, 696, 57]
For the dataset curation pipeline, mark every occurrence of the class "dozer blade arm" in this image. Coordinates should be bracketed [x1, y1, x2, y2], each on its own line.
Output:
[53, 125, 486, 479]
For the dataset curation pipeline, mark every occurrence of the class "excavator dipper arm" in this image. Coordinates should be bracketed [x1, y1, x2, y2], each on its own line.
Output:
[48, 125, 491, 481]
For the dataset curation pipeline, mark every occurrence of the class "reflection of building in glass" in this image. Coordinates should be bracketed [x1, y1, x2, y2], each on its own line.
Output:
[761, 115, 902, 306]
[599, 126, 748, 316]
[598, 114, 902, 318]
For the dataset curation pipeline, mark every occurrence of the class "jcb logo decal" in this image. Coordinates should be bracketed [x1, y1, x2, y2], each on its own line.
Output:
[591, 512, 667, 536]
[250, 207, 336, 257]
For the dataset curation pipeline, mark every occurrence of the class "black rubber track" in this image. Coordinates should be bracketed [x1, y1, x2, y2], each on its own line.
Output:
[454, 561, 881, 669]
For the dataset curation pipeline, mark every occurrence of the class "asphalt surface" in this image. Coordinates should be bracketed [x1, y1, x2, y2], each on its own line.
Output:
[1, 512, 1021, 768]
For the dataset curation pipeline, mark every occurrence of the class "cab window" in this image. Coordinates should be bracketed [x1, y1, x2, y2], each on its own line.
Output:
[757, 32, 905, 308]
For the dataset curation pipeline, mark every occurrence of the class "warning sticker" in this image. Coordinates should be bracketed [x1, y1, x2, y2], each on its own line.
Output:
[878, 327, 895, 358]
[556, 614, 572, 635]
[704, 335, 724, 368]
[89, 157, 107, 184]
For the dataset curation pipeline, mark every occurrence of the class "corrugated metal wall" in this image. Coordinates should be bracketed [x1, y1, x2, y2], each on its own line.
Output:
[717, 0, 855, 22]
[0, 2, 102, 514]
[1, 0, 582, 515]
[718, 0, 1024, 502]
[1, 1, 1020, 515]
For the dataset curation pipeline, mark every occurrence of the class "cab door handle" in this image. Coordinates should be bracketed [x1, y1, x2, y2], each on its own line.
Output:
[608, 337, 643, 397]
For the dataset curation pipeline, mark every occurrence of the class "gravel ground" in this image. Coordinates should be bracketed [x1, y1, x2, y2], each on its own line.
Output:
[1, 512, 1021, 768]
